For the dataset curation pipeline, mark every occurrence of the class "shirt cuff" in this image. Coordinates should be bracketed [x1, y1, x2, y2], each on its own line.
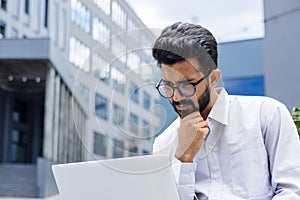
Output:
[171, 157, 197, 185]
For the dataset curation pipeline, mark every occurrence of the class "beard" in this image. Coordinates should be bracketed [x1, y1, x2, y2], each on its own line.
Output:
[171, 83, 211, 119]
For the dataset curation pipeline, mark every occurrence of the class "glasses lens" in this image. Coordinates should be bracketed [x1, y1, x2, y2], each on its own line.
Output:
[178, 82, 195, 96]
[159, 84, 173, 97]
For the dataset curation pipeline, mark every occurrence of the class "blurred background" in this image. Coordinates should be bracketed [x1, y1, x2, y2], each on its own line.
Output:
[0, 0, 299, 199]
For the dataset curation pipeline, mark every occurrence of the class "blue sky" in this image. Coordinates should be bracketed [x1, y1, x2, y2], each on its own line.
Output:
[126, 0, 265, 42]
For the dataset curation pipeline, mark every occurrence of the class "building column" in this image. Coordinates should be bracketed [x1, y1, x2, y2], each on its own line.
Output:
[43, 66, 55, 160]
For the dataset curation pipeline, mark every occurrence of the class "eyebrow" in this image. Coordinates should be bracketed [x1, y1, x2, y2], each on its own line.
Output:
[161, 78, 197, 85]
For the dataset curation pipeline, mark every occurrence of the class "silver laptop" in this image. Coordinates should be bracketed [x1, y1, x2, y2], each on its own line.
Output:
[52, 154, 180, 200]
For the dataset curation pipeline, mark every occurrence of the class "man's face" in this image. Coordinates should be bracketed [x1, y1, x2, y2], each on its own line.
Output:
[161, 58, 211, 118]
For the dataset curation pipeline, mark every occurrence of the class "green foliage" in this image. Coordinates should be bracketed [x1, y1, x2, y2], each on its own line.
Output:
[292, 107, 300, 137]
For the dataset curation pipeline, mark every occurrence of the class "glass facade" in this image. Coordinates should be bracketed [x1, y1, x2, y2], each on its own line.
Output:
[143, 91, 150, 110]
[93, 0, 110, 15]
[0, 21, 5, 39]
[112, 1, 126, 30]
[71, 0, 90, 34]
[127, 52, 140, 70]
[113, 103, 124, 127]
[93, 17, 110, 48]
[113, 138, 124, 158]
[95, 93, 108, 120]
[129, 112, 138, 134]
[129, 82, 139, 104]
[111, 67, 126, 93]
[92, 53, 110, 82]
[111, 37, 126, 63]
[93, 132, 107, 156]
[0, 0, 7, 10]
[69, 36, 90, 72]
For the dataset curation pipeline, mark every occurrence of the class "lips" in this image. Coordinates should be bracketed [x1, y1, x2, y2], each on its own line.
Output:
[175, 104, 190, 110]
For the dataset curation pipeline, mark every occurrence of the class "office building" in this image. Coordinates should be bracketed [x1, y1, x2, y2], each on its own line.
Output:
[0, 0, 163, 198]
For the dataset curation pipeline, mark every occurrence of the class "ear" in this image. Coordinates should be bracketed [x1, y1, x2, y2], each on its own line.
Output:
[209, 69, 221, 87]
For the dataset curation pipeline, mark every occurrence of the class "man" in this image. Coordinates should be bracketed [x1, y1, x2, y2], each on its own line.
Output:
[152, 22, 300, 199]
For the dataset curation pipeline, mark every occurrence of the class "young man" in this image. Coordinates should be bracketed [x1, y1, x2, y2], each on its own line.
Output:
[152, 22, 300, 199]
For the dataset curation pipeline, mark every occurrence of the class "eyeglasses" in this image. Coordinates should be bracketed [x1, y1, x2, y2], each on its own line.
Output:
[156, 74, 209, 98]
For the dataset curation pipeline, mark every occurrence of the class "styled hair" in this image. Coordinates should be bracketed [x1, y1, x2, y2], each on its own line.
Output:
[152, 22, 218, 75]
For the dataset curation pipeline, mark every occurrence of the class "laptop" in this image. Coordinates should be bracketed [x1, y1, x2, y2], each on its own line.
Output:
[52, 154, 180, 200]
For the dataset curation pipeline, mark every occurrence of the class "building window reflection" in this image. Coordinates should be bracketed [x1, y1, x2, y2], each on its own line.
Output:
[113, 138, 124, 158]
[0, 21, 6, 39]
[93, 132, 107, 157]
[143, 91, 150, 110]
[69, 36, 90, 72]
[71, 0, 90, 34]
[112, 1, 126, 30]
[129, 112, 138, 134]
[111, 67, 126, 93]
[92, 53, 110, 83]
[92, 17, 110, 49]
[93, 0, 110, 15]
[95, 93, 108, 120]
[113, 103, 124, 127]
[129, 82, 139, 104]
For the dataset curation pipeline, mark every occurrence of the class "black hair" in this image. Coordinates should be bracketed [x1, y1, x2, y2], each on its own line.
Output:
[152, 22, 218, 75]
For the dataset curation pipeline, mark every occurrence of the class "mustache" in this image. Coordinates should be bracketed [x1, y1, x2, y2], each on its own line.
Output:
[172, 99, 193, 106]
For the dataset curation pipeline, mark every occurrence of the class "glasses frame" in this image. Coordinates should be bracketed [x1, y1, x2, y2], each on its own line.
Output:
[156, 74, 210, 98]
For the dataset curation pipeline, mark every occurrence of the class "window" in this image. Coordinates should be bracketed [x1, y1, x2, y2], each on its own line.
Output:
[93, 132, 107, 156]
[44, 0, 49, 27]
[143, 92, 150, 110]
[0, 21, 5, 39]
[1, 0, 7, 10]
[71, 0, 90, 34]
[95, 93, 108, 120]
[113, 104, 124, 127]
[111, 37, 126, 63]
[127, 52, 140, 70]
[93, 0, 110, 15]
[127, 18, 139, 41]
[69, 37, 90, 72]
[91, 53, 110, 82]
[129, 146, 138, 157]
[142, 119, 150, 137]
[92, 17, 110, 48]
[112, 1, 126, 30]
[130, 112, 138, 134]
[24, 0, 30, 14]
[113, 138, 124, 158]
[129, 82, 139, 104]
[111, 67, 126, 93]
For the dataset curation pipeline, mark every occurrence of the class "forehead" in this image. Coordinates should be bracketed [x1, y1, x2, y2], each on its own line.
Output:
[161, 58, 202, 81]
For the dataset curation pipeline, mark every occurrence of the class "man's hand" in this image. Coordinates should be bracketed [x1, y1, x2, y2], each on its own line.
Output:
[175, 111, 210, 162]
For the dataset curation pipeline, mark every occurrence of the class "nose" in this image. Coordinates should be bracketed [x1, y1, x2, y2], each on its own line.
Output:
[172, 88, 185, 102]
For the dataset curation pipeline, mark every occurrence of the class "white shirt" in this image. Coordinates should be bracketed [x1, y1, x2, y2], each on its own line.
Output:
[153, 88, 300, 200]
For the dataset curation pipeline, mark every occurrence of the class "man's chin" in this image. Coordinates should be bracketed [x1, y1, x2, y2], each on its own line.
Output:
[176, 109, 193, 119]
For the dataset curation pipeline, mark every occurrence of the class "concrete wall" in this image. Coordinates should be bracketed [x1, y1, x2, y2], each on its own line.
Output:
[264, 0, 300, 111]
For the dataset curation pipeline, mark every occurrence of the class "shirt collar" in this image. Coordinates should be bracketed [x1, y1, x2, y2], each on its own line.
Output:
[208, 88, 230, 125]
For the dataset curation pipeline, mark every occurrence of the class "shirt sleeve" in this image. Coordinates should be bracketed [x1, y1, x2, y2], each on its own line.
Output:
[173, 158, 197, 200]
[264, 103, 300, 199]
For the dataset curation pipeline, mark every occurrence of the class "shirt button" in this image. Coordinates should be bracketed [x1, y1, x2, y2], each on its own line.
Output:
[208, 145, 214, 150]
[211, 197, 217, 200]
[190, 171, 194, 176]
